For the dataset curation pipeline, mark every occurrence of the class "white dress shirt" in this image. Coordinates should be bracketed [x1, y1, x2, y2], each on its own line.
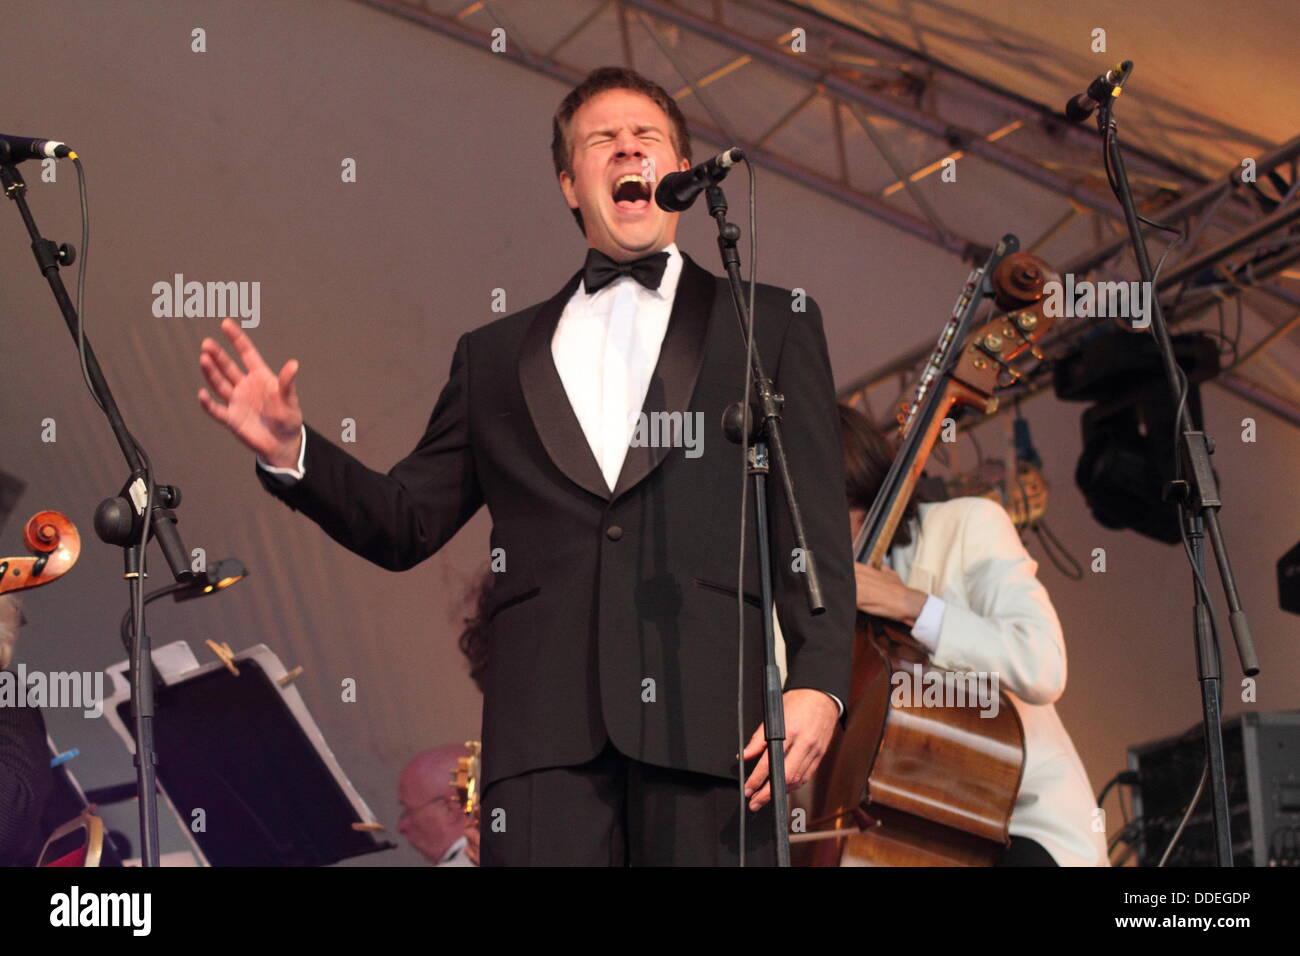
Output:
[551, 243, 682, 492]
[258, 424, 307, 481]
[260, 243, 685, 492]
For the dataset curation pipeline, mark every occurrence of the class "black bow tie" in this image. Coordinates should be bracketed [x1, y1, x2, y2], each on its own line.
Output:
[582, 248, 670, 294]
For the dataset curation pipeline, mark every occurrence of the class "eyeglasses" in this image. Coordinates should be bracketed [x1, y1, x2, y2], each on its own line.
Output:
[399, 794, 460, 824]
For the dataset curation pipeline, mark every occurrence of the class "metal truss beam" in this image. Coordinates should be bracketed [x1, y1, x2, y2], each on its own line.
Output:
[840, 135, 1300, 428]
[747, 0, 1265, 198]
[355, 0, 986, 257]
[622, 0, 1135, 223]
[352, 0, 1300, 428]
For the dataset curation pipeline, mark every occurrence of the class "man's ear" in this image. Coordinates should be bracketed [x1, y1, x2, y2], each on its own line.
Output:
[559, 170, 579, 210]
[678, 156, 691, 173]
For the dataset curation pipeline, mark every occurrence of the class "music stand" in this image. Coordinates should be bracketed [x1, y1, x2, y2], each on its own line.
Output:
[101, 641, 393, 866]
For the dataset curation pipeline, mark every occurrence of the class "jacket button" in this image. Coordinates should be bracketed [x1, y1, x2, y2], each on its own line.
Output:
[606, 525, 623, 541]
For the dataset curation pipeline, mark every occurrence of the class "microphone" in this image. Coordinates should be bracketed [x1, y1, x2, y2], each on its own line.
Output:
[654, 147, 745, 212]
[0, 133, 73, 164]
[1064, 62, 1131, 123]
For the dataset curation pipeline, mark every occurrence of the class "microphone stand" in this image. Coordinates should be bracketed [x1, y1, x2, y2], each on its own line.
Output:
[0, 147, 194, 868]
[707, 182, 828, 867]
[1090, 73, 1260, 866]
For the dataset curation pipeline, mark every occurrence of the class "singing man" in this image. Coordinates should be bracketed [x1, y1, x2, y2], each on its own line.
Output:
[198, 67, 854, 866]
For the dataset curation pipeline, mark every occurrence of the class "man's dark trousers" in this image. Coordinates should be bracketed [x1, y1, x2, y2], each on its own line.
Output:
[481, 740, 776, 865]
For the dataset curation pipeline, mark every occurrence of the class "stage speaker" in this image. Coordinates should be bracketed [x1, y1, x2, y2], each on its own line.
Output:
[1127, 711, 1300, 866]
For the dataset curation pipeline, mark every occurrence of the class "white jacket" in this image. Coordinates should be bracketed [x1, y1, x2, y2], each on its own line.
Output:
[884, 497, 1108, 866]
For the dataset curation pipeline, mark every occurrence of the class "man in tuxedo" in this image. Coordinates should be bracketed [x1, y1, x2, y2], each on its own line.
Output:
[197, 66, 854, 865]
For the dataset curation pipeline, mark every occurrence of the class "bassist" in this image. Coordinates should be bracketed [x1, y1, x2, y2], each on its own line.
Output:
[839, 403, 1108, 866]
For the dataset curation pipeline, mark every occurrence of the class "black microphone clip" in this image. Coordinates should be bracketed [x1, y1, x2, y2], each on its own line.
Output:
[1064, 62, 1132, 123]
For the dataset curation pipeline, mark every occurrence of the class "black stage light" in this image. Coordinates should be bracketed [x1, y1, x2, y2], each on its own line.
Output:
[1279, 541, 1300, 615]
[1055, 331, 1220, 544]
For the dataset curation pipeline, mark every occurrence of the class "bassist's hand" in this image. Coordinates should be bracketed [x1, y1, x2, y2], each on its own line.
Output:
[854, 563, 927, 626]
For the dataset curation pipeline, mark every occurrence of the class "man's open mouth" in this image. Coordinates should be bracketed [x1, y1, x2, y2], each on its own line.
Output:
[612, 173, 653, 210]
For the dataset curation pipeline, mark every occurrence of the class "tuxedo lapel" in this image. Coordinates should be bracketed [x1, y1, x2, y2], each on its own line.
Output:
[517, 254, 716, 503]
[612, 255, 714, 499]
[518, 269, 611, 501]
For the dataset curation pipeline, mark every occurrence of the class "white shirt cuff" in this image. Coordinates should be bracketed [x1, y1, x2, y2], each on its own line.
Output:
[910, 594, 946, 654]
[256, 424, 307, 483]
[825, 692, 844, 718]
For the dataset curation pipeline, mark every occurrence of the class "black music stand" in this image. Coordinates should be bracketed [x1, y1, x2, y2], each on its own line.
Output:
[101, 641, 393, 866]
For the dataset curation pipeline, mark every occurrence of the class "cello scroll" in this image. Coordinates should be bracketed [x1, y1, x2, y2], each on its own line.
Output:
[0, 511, 81, 596]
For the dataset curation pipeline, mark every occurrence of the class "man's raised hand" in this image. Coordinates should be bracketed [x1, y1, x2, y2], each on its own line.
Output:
[198, 318, 304, 469]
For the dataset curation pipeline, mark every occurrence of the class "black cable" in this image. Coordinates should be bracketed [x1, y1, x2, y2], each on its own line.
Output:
[71, 157, 105, 414]
[1100, 109, 1235, 867]
[1031, 520, 1084, 581]
[72, 152, 160, 864]
[1158, 759, 1210, 867]
[1096, 770, 1132, 808]
[735, 158, 759, 865]
[1097, 770, 1143, 861]
[71, 157, 155, 641]
[1101, 102, 1227, 716]
[1216, 300, 1228, 358]
[965, 418, 984, 466]
[1198, 322, 1240, 364]
[1233, 295, 1244, 357]
[1101, 118, 1183, 240]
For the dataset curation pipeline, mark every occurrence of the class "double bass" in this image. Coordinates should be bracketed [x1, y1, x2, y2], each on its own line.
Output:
[807, 237, 1058, 866]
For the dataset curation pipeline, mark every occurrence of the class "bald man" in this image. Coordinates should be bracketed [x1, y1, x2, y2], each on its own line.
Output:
[397, 744, 475, 867]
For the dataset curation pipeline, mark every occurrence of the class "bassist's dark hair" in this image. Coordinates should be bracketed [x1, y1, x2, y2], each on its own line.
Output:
[838, 403, 919, 551]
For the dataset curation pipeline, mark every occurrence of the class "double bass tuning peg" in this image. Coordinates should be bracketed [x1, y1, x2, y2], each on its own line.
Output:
[991, 253, 1057, 312]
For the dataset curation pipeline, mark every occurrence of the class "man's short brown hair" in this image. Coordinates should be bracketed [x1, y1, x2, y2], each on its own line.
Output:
[551, 66, 693, 235]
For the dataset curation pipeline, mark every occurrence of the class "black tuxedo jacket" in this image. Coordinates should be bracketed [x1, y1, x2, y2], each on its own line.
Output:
[257, 253, 855, 790]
